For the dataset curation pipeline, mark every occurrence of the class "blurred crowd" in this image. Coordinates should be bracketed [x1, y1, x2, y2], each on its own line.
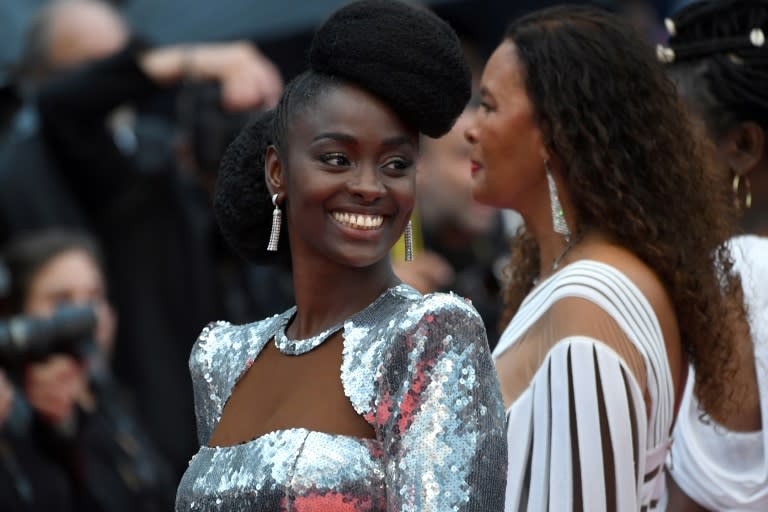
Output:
[0, 0, 679, 510]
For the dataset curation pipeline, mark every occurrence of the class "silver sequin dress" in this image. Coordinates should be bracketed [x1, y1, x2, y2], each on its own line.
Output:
[175, 284, 507, 511]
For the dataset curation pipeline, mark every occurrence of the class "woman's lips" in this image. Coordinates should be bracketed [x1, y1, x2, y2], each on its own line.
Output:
[470, 160, 483, 176]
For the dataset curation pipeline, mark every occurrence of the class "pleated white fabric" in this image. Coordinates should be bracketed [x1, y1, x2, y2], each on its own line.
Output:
[667, 235, 768, 510]
[494, 260, 674, 511]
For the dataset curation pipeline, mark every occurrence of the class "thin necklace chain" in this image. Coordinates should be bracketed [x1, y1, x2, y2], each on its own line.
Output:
[274, 315, 347, 355]
[551, 234, 581, 271]
[533, 233, 583, 286]
[274, 285, 400, 355]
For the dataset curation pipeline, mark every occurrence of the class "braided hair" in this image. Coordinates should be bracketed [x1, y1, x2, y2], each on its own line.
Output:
[661, 0, 768, 135]
[214, 0, 471, 265]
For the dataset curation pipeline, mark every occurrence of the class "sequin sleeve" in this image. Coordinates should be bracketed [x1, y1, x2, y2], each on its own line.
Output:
[376, 294, 507, 511]
[189, 323, 215, 446]
[189, 321, 224, 447]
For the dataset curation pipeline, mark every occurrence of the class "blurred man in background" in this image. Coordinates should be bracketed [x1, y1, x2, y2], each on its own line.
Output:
[395, 107, 508, 349]
[0, 0, 130, 242]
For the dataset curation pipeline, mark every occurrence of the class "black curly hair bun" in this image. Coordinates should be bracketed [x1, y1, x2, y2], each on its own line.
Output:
[214, 109, 287, 265]
[309, 0, 472, 138]
[215, 1, 472, 264]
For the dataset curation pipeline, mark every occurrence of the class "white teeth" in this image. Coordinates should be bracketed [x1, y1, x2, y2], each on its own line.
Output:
[332, 212, 384, 230]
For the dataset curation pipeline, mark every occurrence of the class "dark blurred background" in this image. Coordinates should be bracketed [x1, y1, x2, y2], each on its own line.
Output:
[1, 0, 682, 84]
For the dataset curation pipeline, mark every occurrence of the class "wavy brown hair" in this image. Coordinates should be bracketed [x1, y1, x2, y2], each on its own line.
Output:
[499, 5, 747, 419]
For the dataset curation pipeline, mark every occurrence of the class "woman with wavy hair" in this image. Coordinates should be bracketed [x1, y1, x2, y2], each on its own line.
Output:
[659, 1, 768, 510]
[464, 4, 746, 510]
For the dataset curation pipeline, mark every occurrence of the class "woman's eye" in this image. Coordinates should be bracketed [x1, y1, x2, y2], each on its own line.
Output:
[320, 153, 351, 166]
[383, 158, 413, 171]
[480, 102, 495, 113]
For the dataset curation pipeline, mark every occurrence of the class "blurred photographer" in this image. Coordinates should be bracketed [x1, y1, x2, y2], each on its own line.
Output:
[0, 365, 75, 511]
[0, 0, 130, 243]
[0, 230, 175, 511]
[4, 231, 113, 426]
[34, 28, 288, 481]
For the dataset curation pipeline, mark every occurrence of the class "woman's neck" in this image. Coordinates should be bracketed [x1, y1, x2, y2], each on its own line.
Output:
[288, 257, 400, 339]
[519, 194, 577, 281]
[514, 166, 582, 280]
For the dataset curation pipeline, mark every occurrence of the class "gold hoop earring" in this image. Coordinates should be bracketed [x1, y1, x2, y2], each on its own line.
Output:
[732, 174, 753, 210]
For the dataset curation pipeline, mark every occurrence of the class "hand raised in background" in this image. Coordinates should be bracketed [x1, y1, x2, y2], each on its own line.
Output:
[140, 41, 284, 111]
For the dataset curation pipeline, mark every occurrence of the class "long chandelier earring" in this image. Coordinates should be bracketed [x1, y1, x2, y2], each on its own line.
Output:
[733, 174, 753, 210]
[404, 219, 414, 262]
[545, 159, 571, 241]
[267, 193, 282, 252]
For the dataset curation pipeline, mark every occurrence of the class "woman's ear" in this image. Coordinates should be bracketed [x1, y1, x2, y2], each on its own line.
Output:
[265, 145, 284, 196]
[720, 121, 765, 178]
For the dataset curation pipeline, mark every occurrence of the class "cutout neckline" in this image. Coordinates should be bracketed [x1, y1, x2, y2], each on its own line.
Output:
[206, 284, 417, 449]
[274, 283, 410, 355]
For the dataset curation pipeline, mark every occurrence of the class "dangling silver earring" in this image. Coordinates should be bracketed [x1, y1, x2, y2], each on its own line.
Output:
[404, 219, 414, 262]
[267, 193, 282, 252]
[545, 159, 570, 242]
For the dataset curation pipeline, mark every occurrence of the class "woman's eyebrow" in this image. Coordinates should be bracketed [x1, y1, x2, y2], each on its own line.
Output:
[313, 132, 416, 148]
[312, 132, 357, 143]
[381, 135, 416, 147]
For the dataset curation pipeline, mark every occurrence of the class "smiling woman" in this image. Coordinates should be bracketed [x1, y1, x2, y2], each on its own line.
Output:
[265, 81, 418, 269]
[174, 1, 507, 511]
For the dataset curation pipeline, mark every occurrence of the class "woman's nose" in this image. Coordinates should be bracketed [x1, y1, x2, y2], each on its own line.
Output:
[464, 121, 478, 145]
[346, 166, 385, 201]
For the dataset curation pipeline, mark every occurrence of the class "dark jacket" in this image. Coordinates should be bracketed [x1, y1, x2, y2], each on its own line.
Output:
[36, 42, 294, 482]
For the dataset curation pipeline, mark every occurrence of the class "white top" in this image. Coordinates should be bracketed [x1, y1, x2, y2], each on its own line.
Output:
[494, 260, 675, 511]
[667, 235, 768, 511]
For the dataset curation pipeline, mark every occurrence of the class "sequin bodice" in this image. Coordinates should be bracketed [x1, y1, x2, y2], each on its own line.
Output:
[175, 285, 507, 511]
[177, 429, 385, 511]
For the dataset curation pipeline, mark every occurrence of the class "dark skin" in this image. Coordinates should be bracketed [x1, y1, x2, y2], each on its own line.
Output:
[207, 83, 418, 447]
[667, 477, 709, 512]
[718, 121, 768, 236]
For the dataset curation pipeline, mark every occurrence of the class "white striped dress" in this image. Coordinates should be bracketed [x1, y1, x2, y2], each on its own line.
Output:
[667, 235, 768, 510]
[494, 260, 674, 511]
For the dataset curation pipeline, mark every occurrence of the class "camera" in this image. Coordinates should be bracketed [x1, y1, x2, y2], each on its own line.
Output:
[176, 80, 258, 176]
[0, 305, 97, 370]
